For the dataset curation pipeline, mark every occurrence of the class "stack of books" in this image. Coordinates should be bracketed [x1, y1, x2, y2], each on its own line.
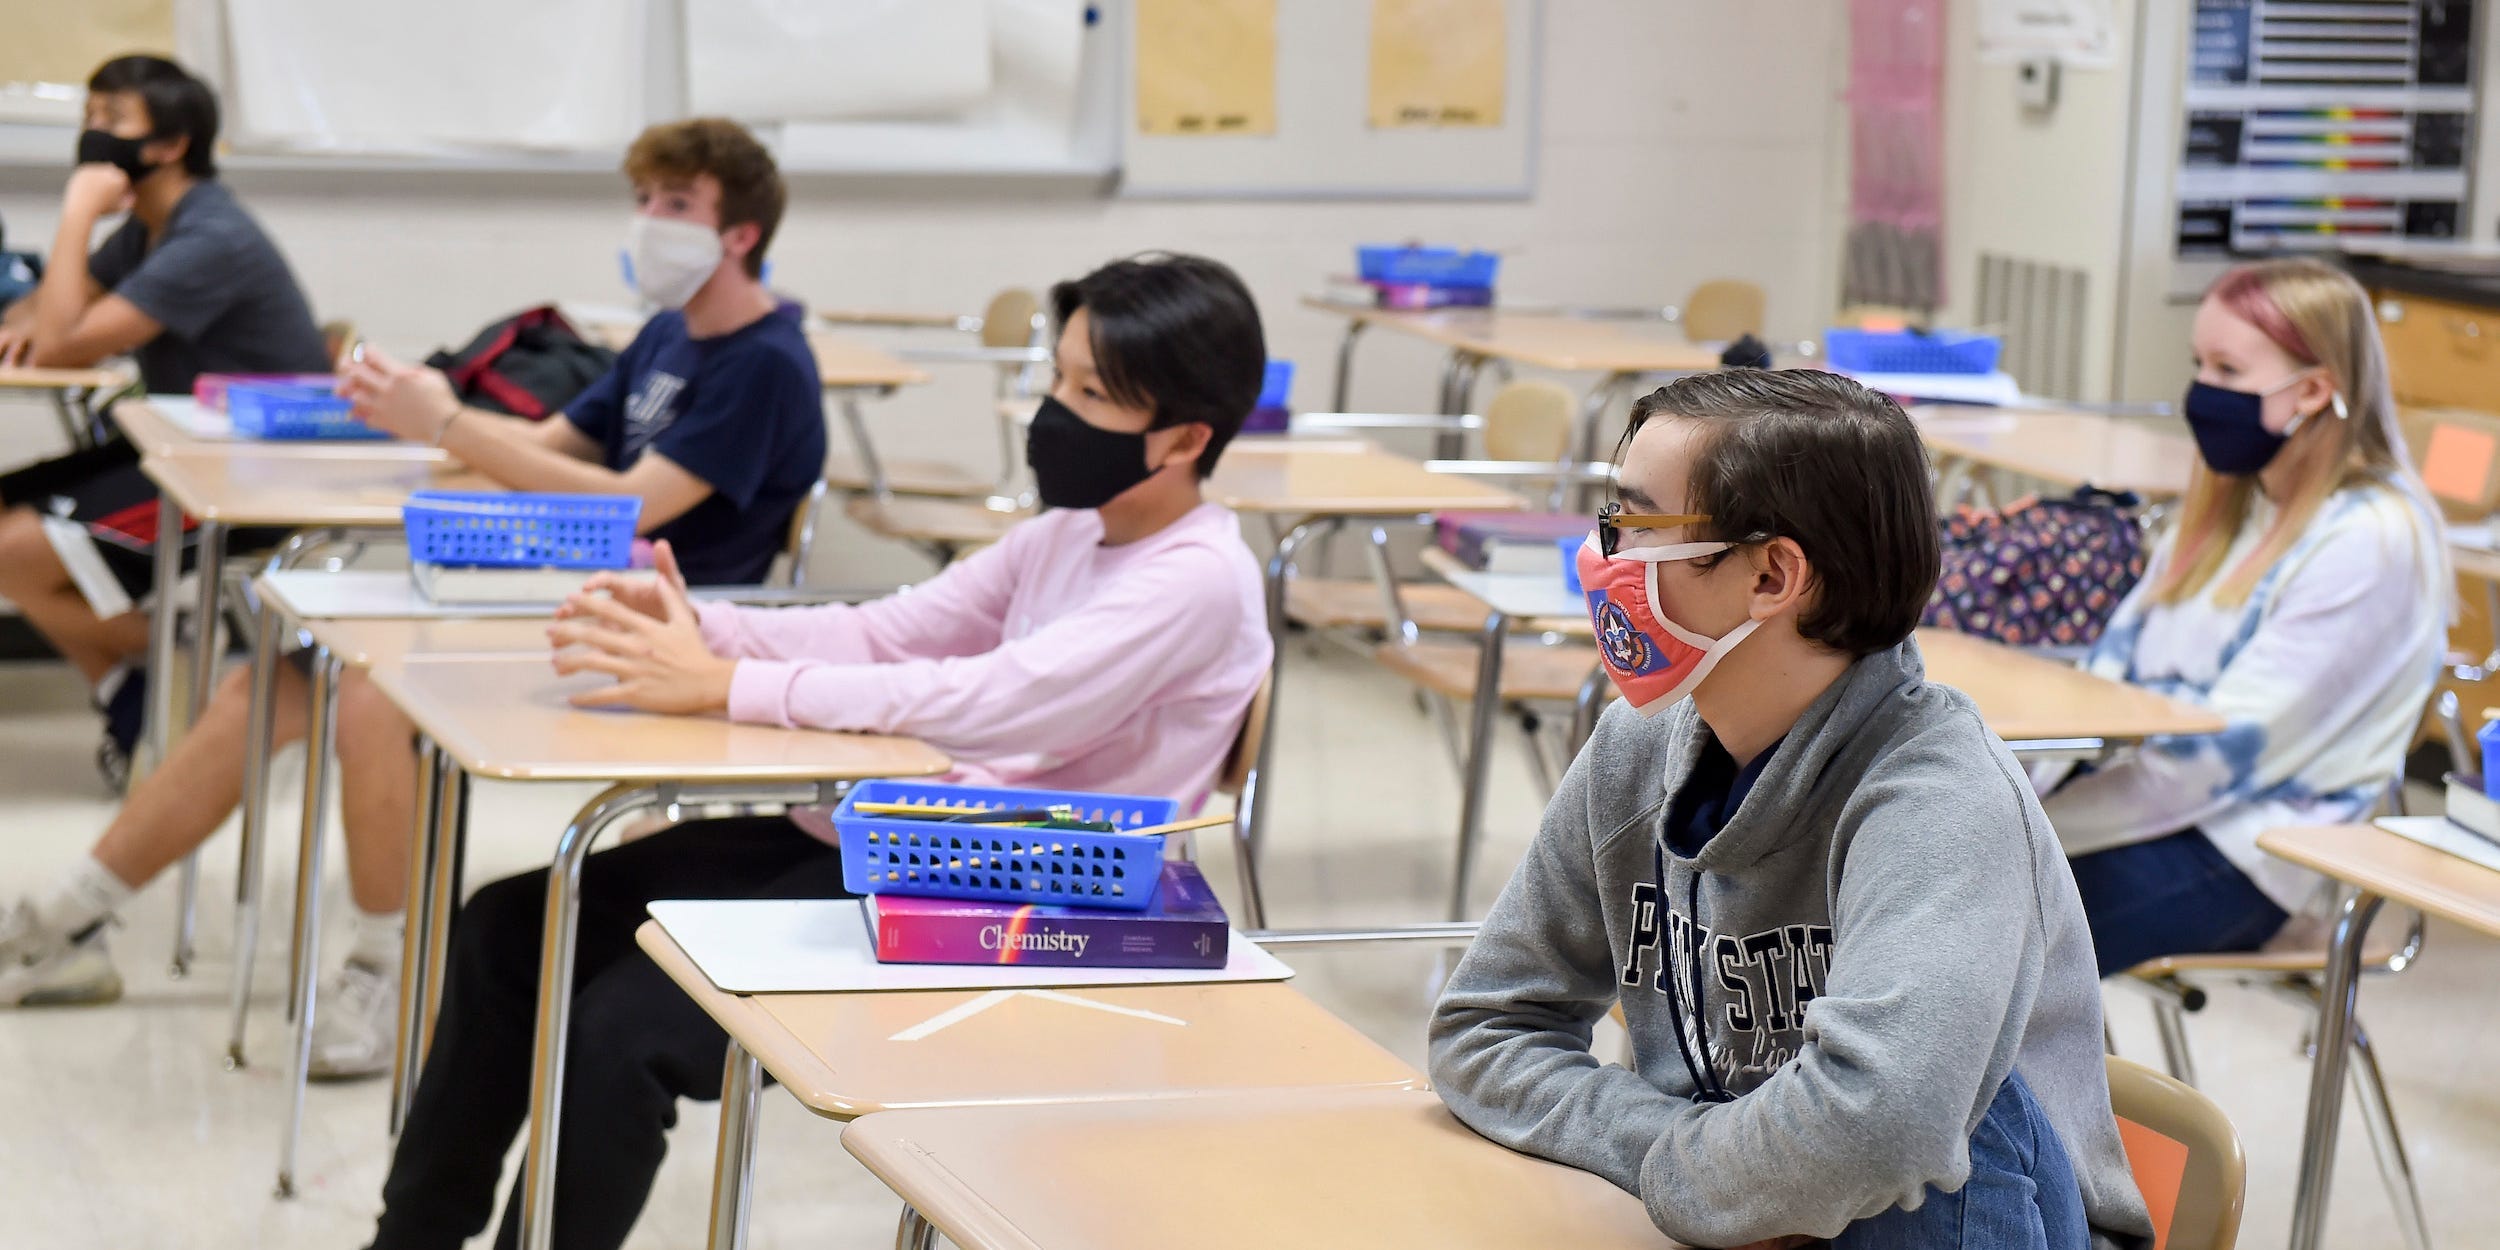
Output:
[864, 860, 1231, 970]
[808, 789, 1233, 971]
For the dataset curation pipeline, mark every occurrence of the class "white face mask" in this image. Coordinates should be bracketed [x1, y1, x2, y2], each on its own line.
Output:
[625, 214, 725, 309]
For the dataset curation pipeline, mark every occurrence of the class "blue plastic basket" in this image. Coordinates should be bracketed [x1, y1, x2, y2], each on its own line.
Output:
[402, 491, 640, 569]
[1824, 329, 2004, 376]
[1357, 245, 1500, 288]
[1257, 359, 1295, 410]
[833, 780, 1179, 910]
[227, 380, 385, 440]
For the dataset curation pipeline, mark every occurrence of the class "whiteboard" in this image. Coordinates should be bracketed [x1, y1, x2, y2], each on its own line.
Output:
[1119, 0, 1541, 199]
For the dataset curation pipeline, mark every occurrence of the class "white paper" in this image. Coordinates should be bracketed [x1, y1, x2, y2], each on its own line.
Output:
[649, 898, 1295, 995]
[2377, 816, 2500, 876]
[258, 570, 562, 621]
[146, 395, 231, 440]
[1977, 0, 2116, 69]
[224, 0, 641, 152]
[758, 0, 1090, 173]
[684, 0, 994, 122]
[1843, 370, 2025, 407]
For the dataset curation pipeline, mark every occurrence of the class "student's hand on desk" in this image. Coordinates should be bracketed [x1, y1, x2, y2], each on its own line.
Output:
[570, 540, 692, 622]
[338, 344, 462, 442]
[549, 570, 735, 715]
[0, 325, 29, 367]
[62, 164, 134, 220]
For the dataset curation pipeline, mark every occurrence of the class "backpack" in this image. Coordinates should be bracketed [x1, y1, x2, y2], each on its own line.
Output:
[425, 306, 616, 420]
[1923, 487, 2146, 648]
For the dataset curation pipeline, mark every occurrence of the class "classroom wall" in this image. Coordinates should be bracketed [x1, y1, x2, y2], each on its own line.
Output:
[0, 0, 1849, 586]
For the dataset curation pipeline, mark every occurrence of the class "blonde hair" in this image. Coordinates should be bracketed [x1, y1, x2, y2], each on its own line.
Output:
[2156, 259, 2441, 607]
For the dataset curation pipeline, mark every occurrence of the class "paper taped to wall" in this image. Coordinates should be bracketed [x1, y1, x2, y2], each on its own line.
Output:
[224, 0, 638, 153]
[1368, 0, 1507, 129]
[684, 0, 996, 122]
[0, 0, 173, 91]
[1134, 0, 1277, 136]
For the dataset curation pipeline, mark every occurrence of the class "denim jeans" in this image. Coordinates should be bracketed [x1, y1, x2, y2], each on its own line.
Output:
[2067, 827, 2290, 978]
[1831, 1072, 2089, 1250]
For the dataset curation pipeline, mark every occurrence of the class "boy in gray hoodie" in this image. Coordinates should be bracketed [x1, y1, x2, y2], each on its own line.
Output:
[1430, 370, 2155, 1250]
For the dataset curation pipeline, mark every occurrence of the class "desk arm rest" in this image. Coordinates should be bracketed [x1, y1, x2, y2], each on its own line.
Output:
[818, 309, 979, 332]
[1292, 411, 1484, 434]
[689, 584, 901, 607]
[1422, 459, 1618, 485]
[895, 345, 1053, 366]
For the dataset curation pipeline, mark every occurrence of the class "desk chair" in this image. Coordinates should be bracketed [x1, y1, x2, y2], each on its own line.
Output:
[824, 288, 1048, 502]
[1540, 278, 1769, 347]
[2118, 778, 2432, 1250]
[1211, 676, 1274, 927]
[1283, 380, 1581, 642]
[2106, 1056, 2247, 1250]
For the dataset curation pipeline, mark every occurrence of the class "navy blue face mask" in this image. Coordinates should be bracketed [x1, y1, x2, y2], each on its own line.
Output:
[2181, 372, 2334, 476]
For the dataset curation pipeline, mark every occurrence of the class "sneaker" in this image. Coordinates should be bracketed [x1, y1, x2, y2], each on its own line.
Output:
[94, 666, 146, 794]
[0, 901, 123, 1008]
[308, 958, 398, 1082]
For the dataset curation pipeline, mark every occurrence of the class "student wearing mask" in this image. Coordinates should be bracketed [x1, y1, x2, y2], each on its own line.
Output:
[1430, 371, 2151, 1249]
[0, 120, 827, 1087]
[2040, 258, 2445, 975]
[358, 252, 1272, 1250]
[0, 54, 331, 783]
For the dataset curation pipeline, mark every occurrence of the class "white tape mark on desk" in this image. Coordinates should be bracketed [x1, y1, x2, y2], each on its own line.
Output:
[888, 988, 1189, 1042]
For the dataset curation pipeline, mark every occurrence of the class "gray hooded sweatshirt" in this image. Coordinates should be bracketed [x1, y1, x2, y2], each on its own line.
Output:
[1430, 638, 2153, 1248]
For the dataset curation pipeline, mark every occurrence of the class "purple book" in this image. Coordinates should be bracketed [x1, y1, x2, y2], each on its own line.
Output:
[863, 861, 1230, 969]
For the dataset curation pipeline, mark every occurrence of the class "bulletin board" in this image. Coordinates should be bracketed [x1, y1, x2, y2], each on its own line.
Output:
[1120, 0, 1541, 199]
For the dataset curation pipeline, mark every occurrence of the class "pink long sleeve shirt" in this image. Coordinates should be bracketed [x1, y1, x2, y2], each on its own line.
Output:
[695, 502, 1272, 822]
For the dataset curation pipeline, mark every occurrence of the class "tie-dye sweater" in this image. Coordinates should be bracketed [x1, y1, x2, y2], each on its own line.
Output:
[2038, 478, 2444, 909]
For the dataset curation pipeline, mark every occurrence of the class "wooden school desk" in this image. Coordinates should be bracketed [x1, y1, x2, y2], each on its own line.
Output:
[1416, 552, 2225, 917]
[0, 363, 130, 448]
[1302, 297, 1723, 459]
[2259, 823, 2500, 1250]
[138, 449, 492, 973]
[362, 655, 947, 1250]
[1204, 439, 1524, 903]
[842, 1087, 1685, 1250]
[1911, 406, 2195, 505]
[638, 922, 1422, 1250]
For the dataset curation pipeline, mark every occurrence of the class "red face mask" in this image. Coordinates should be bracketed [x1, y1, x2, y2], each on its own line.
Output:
[1575, 533, 1761, 716]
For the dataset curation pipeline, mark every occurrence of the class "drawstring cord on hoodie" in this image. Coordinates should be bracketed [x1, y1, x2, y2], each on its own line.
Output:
[1654, 838, 1735, 1105]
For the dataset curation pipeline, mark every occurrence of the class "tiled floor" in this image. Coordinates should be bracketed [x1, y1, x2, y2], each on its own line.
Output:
[0, 647, 2492, 1249]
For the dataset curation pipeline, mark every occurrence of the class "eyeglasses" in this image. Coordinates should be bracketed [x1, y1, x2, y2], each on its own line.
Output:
[1596, 502, 1712, 556]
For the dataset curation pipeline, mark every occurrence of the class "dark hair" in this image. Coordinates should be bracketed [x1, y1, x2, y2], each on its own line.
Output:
[1050, 252, 1265, 478]
[1617, 370, 1939, 657]
[623, 118, 786, 278]
[88, 55, 218, 178]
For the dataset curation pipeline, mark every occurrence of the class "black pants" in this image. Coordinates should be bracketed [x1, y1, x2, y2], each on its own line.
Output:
[369, 815, 852, 1250]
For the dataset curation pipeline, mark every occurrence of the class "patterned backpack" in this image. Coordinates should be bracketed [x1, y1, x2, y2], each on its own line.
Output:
[1923, 488, 2146, 648]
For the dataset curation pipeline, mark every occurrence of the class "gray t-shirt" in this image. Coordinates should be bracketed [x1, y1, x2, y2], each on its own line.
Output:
[87, 179, 331, 393]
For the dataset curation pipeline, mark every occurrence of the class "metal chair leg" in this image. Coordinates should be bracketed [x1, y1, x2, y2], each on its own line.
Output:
[2347, 1021, 2435, 1250]
[1229, 757, 1268, 931]
[276, 646, 340, 1198]
[169, 520, 229, 977]
[224, 600, 285, 1069]
[895, 1207, 939, 1250]
[2149, 995, 2198, 1089]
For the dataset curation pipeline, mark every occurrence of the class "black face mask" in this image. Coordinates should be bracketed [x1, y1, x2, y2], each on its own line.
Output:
[76, 129, 155, 184]
[1025, 395, 1164, 510]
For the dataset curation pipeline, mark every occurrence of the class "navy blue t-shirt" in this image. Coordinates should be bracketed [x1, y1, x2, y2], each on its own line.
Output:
[1663, 734, 1784, 858]
[561, 305, 825, 586]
